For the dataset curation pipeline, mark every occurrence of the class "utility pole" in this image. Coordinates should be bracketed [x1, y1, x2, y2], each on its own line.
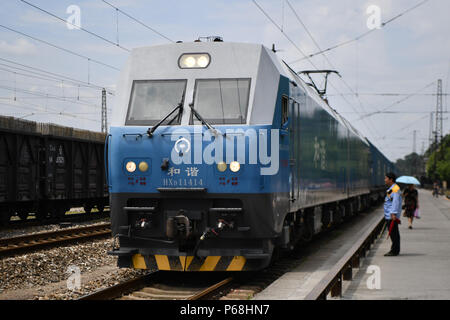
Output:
[436, 79, 443, 145]
[101, 88, 107, 133]
[432, 79, 443, 181]
[413, 130, 417, 154]
[429, 112, 434, 149]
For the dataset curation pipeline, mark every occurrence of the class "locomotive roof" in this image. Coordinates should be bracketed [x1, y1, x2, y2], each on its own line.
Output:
[112, 41, 368, 146]
[112, 41, 287, 126]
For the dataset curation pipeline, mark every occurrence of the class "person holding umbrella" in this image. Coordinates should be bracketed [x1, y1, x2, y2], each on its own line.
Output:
[384, 172, 402, 256]
[402, 184, 419, 229]
[396, 175, 421, 230]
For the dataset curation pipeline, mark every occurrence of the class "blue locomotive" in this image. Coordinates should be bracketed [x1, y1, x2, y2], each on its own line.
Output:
[107, 41, 394, 271]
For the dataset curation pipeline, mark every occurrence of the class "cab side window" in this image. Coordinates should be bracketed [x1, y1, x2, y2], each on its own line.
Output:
[281, 95, 289, 126]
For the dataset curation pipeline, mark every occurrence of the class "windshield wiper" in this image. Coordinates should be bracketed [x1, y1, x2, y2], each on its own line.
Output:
[147, 102, 183, 137]
[189, 103, 221, 136]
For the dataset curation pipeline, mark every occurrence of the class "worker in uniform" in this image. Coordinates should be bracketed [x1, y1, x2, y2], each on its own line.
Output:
[384, 172, 402, 256]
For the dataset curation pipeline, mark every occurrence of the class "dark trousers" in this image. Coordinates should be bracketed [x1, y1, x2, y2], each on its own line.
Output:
[386, 219, 400, 254]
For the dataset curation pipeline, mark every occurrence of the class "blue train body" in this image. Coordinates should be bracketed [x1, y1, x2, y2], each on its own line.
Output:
[107, 41, 395, 271]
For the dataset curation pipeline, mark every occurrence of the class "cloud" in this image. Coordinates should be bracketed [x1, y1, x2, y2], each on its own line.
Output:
[19, 10, 57, 25]
[0, 38, 37, 55]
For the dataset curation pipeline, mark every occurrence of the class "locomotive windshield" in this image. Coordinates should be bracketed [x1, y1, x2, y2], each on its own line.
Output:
[126, 80, 187, 126]
[191, 78, 250, 125]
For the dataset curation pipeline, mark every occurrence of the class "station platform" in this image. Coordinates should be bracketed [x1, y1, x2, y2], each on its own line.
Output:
[343, 190, 450, 300]
[254, 190, 450, 300]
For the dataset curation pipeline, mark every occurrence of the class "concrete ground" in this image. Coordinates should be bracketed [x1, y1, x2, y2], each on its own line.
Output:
[343, 189, 450, 300]
[254, 202, 384, 300]
[255, 189, 450, 300]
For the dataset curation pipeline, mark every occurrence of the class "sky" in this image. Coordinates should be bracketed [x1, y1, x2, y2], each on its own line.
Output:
[0, 0, 449, 162]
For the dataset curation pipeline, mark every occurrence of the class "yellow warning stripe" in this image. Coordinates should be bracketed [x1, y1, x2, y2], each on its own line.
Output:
[179, 256, 194, 270]
[227, 256, 246, 271]
[132, 254, 147, 269]
[199, 256, 221, 271]
[132, 255, 247, 271]
[155, 254, 171, 270]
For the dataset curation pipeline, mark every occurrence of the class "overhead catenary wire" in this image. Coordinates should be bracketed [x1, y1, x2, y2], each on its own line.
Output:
[252, 0, 399, 155]
[0, 66, 106, 97]
[0, 57, 115, 95]
[101, 0, 175, 43]
[19, 0, 131, 52]
[0, 100, 101, 123]
[260, 0, 382, 142]
[288, 0, 431, 65]
[355, 81, 436, 121]
[0, 24, 120, 72]
[0, 84, 102, 109]
[285, 0, 377, 118]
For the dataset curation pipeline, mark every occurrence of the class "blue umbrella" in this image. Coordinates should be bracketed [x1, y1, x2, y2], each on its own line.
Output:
[396, 176, 421, 185]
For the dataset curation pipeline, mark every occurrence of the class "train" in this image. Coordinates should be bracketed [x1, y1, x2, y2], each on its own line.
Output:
[0, 116, 108, 225]
[107, 40, 396, 272]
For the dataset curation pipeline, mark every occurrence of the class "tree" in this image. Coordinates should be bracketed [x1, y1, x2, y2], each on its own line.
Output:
[426, 134, 450, 183]
[395, 152, 426, 177]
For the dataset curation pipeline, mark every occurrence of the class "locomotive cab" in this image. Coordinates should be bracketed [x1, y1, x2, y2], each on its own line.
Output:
[107, 41, 290, 271]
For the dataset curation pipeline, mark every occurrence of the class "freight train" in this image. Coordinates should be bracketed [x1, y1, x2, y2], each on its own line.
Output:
[107, 41, 396, 271]
[0, 116, 108, 225]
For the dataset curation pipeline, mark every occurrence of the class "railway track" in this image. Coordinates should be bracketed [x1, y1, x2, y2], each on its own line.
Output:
[79, 272, 234, 300]
[79, 208, 386, 301]
[2, 209, 111, 230]
[0, 222, 111, 257]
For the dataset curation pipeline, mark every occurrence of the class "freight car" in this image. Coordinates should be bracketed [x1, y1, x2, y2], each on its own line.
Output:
[0, 116, 108, 225]
[107, 41, 396, 271]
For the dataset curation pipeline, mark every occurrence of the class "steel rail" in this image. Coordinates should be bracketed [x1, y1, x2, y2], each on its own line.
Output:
[0, 222, 111, 256]
[78, 272, 234, 300]
[78, 273, 156, 300]
[304, 216, 386, 300]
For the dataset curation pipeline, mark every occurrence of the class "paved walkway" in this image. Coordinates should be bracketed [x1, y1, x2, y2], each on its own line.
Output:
[255, 190, 450, 300]
[255, 204, 384, 300]
[343, 190, 450, 299]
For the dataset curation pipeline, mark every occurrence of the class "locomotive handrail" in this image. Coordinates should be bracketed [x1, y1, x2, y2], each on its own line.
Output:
[122, 133, 143, 139]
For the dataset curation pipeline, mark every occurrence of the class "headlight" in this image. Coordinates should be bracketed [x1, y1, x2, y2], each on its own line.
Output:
[217, 161, 227, 172]
[138, 161, 149, 172]
[126, 161, 136, 173]
[178, 53, 211, 69]
[230, 161, 240, 173]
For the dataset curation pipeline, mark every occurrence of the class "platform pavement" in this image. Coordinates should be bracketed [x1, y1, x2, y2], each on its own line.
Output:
[254, 189, 450, 300]
[254, 201, 385, 300]
[342, 190, 450, 300]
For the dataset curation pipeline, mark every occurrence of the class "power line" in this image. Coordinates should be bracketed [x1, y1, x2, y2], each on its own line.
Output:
[253, 0, 381, 142]
[0, 57, 115, 94]
[0, 100, 100, 123]
[19, 0, 131, 52]
[101, 0, 175, 43]
[288, 0, 431, 64]
[0, 84, 102, 109]
[356, 81, 436, 120]
[377, 114, 429, 140]
[285, 0, 373, 110]
[0, 24, 120, 71]
[283, 0, 382, 141]
[0, 66, 103, 95]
